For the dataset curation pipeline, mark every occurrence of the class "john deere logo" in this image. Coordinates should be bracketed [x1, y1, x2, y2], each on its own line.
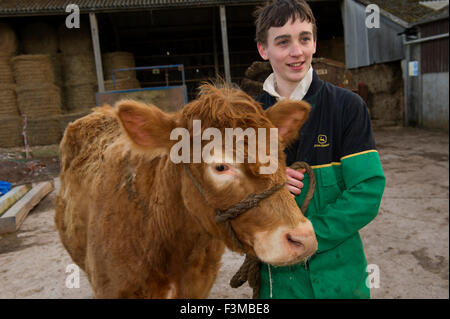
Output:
[314, 134, 330, 148]
[318, 135, 327, 144]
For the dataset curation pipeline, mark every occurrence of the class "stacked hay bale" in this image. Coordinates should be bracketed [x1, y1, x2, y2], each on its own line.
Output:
[0, 23, 22, 148]
[103, 52, 140, 91]
[21, 22, 63, 87]
[348, 62, 403, 127]
[58, 25, 95, 132]
[11, 54, 63, 146]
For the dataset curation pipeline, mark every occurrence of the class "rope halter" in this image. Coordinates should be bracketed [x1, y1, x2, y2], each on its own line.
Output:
[183, 165, 285, 251]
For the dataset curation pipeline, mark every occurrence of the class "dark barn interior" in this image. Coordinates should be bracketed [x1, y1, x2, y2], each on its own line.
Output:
[2, 1, 344, 101]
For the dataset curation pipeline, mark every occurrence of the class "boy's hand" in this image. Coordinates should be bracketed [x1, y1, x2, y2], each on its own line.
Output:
[286, 168, 306, 197]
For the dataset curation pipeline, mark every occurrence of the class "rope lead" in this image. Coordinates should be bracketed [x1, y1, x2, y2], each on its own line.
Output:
[229, 161, 316, 299]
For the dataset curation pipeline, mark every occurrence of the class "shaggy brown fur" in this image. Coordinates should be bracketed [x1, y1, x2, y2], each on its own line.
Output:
[55, 84, 313, 298]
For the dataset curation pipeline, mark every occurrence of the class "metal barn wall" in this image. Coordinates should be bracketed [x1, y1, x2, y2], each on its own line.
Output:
[420, 19, 449, 130]
[422, 72, 449, 130]
[342, 0, 405, 69]
[420, 19, 449, 73]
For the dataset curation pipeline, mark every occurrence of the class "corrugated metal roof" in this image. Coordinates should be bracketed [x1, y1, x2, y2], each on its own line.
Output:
[413, 5, 449, 25]
[0, 0, 264, 16]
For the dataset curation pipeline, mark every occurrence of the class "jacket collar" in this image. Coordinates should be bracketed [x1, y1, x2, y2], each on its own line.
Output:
[262, 66, 314, 101]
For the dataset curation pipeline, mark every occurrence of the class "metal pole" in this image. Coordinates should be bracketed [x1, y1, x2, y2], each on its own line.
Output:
[212, 8, 220, 79]
[402, 34, 410, 126]
[219, 5, 231, 84]
[89, 12, 105, 92]
[404, 32, 449, 45]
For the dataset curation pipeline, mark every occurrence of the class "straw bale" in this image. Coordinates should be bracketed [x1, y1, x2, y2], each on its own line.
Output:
[58, 25, 92, 55]
[25, 115, 62, 146]
[16, 84, 62, 118]
[0, 56, 14, 84]
[103, 52, 136, 80]
[239, 78, 264, 100]
[0, 116, 23, 148]
[21, 22, 58, 55]
[0, 23, 18, 57]
[50, 53, 63, 86]
[11, 54, 55, 87]
[104, 77, 141, 91]
[0, 84, 19, 117]
[62, 53, 96, 86]
[244, 61, 272, 82]
[63, 83, 96, 112]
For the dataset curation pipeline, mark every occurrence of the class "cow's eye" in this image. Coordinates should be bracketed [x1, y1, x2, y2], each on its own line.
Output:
[215, 164, 228, 172]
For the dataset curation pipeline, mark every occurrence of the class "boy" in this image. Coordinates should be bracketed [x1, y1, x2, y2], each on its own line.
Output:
[253, 0, 386, 298]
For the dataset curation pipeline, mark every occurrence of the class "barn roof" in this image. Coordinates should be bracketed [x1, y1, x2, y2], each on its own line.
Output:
[0, 0, 266, 17]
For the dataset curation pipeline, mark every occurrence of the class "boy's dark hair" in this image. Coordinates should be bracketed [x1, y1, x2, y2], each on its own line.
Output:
[254, 0, 317, 44]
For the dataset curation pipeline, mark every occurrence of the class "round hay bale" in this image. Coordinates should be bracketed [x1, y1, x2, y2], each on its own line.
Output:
[58, 25, 92, 54]
[61, 53, 96, 86]
[16, 84, 62, 118]
[244, 61, 272, 82]
[0, 55, 14, 84]
[102, 52, 136, 80]
[11, 54, 55, 87]
[239, 78, 264, 100]
[104, 77, 141, 91]
[0, 116, 23, 148]
[0, 23, 18, 57]
[63, 83, 96, 112]
[21, 22, 58, 55]
[60, 109, 92, 135]
[25, 115, 62, 146]
[0, 84, 19, 117]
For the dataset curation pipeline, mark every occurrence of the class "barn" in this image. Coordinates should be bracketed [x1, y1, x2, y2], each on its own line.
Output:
[0, 0, 448, 149]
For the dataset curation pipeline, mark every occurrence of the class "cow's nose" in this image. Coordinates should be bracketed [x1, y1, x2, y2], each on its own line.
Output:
[284, 227, 317, 258]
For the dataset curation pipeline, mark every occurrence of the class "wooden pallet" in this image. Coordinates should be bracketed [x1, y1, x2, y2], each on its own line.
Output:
[0, 181, 54, 234]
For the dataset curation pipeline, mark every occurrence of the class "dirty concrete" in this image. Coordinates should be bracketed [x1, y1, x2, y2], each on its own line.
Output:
[0, 127, 448, 299]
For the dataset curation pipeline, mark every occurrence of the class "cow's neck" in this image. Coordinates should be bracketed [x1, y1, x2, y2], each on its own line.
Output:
[131, 155, 217, 252]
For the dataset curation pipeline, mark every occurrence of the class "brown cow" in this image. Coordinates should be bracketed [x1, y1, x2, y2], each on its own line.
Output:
[55, 84, 317, 298]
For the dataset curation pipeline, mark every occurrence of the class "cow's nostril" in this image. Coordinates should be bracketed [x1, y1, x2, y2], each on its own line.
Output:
[286, 234, 303, 248]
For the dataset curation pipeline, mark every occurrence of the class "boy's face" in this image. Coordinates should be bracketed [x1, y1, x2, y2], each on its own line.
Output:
[257, 18, 316, 87]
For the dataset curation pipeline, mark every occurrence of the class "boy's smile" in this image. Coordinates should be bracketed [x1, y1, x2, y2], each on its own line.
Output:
[257, 18, 316, 97]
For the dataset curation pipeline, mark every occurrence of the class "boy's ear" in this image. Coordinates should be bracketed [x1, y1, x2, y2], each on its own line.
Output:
[116, 99, 177, 152]
[257, 42, 269, 60]
[265, 99, 311, 147]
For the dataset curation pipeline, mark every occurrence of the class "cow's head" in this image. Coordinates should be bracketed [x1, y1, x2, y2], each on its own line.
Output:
[116, 84, 317, 266]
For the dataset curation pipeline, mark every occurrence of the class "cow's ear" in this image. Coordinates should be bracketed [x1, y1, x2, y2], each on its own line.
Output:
[116, 99, 177, 151]
[265, 99, 311, 146]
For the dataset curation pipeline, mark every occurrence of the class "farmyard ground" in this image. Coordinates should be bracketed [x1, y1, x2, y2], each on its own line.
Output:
[0, 127, 448, 299]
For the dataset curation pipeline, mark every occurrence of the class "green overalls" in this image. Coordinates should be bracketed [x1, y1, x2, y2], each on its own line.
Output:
[257, 71, 386, 299]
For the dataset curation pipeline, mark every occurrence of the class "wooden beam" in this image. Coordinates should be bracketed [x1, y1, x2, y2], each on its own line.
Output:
[89, 12, 105, 92]
[0, 184, 31, 217]
[0, 181, 54, 234]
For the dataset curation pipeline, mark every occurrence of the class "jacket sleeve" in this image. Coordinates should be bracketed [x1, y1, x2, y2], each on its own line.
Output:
[307, 93, 386, 254]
